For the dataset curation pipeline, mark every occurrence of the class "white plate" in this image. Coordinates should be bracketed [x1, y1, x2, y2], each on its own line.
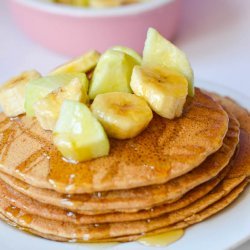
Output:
[0, 80, 249, 250]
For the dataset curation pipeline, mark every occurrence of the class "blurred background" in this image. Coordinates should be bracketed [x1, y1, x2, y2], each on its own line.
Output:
[0, 0, 249, 248]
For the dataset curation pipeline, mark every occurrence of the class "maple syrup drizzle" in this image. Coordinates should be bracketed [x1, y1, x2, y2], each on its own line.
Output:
[48, 149, 94, 193]
[0, 117, 12, 129]
[22, 126, 51, 149]
[0, 127, 17, 161]
[17, 179, 30, 190]
[0, 117, 51, 177]
[138, 229, 184, 247]
[65, 230, 184, 247]
[15, 149, 47, 174]
[0, 119, 41, 166]
[19, 214, 33, 225]
[5, 205, 20, 217]
[4, 205, 183, 247]
[4, 206, 33, 225]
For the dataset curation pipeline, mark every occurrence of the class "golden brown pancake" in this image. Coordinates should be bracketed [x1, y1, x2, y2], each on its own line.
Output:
[208, 92, 250, 178]
[0, 93, 248, 243]
[0, 163, 231, 225]
[107, 180, 249, 243]
[0, 164, 246, 241]
[207, 92, 250, 134]
[0, 89, 228, 193]
[0, 110, 239, 215]
[1, 127, 247, 242]
[0, 111, 238, 214]
[1, 179, 246, 243]
[0, 120, 248, 242]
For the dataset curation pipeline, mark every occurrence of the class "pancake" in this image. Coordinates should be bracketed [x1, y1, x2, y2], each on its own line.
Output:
[1, 131, 248, 243]
[1, 180, 246, 243]
[0, 162, 246, 242]
[107, 180, 249, 243]
[207, 92, 250, 134]
[0, 111, 238, 213]
[0, 124, 248, 241]
[0, 89, 229, 194]
[0, 93, 248, 243]
[0, 163, 232, 225]
[208, 92, 250, 178]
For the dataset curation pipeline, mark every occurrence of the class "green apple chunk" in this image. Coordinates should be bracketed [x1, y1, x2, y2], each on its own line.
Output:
[143, 28, 194, 96]
[88, 50, 139, 100]
[25, 73, 87, 116]
[112, 46, 142, 64]
[34, 76, 89, 131]
[53, 100, 110, 162]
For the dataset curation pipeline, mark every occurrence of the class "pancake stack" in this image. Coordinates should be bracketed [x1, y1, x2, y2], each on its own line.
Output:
[0, 88, 249, 243]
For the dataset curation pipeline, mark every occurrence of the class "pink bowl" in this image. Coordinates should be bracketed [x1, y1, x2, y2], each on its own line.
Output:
[8, 0, 181, 56]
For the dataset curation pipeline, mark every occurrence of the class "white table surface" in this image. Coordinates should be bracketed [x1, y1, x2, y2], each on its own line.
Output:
[0, 0, 249, 249]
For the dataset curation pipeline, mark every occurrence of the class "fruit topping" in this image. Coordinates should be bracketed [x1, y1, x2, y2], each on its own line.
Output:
[91, 92, 153, 139]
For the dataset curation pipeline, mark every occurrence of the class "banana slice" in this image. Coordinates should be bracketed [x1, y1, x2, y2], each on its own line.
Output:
[0, 70, 41, 117]
[91, 92, 153, 139]
[130, 66, 188, 119]
[143, 28, 194, 96]
[34, 76, 89, 131]
[49, 50, 101, 75]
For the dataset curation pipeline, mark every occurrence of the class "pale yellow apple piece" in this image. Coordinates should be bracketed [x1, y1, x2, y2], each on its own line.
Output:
[89, 49, 139, 99]
[112, 46, 142, 64]
[53, 100, 109, 162]
[34, 75, 89, 130]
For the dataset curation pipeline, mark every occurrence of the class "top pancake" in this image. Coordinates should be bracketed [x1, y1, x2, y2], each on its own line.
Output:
[0, 89, 229, 193]
[0, 111, 238, 213]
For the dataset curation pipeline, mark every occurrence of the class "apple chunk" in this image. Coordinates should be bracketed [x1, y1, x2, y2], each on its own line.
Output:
[34, 76, 89, 130]
[53, 100, 110, 162]
[88, 49, 139, 100]
[25, 73, 86, 116]
[112, 46, 142, 64]
[143, 28, 194, 96]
